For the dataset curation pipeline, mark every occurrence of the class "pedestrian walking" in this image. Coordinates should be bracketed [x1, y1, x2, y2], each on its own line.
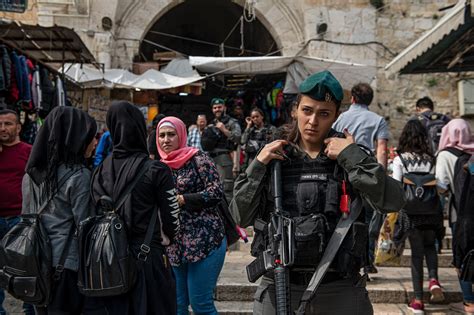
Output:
[0, 109, 34, 315]
[85, 101, 179, 315]
[22, 106, 97, 314]
[157, 116, 226, 315]
[435, 119, 474, 314]
[392, 120, 444, 314]
[332, 82, 391, 275]
[230, 70, 405, 314]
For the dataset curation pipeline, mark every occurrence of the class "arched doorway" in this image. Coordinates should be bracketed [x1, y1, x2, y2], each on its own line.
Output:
[139, 0, 280, 59]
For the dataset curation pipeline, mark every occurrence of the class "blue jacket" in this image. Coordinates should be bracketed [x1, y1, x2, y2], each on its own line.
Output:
[93, 131, 112, 167]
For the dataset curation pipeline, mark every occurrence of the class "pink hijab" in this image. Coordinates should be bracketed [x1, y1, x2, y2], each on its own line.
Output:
[157, 116, 199, 169]
[438, 118, 474, 153]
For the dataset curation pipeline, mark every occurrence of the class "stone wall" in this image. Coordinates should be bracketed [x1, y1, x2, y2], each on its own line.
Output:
[0, 0, 37, 24]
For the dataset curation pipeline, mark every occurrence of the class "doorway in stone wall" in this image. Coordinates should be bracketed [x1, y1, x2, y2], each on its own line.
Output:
[139, 0, 280, 59]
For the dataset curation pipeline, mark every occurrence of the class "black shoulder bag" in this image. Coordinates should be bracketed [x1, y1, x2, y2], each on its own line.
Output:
[0, 170, 77, 307]
[77, 161, 158, 297]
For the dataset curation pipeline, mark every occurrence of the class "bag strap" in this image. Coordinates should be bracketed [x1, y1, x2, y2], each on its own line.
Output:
[53, 223, 75, 280]
[114, 160, 150, 212]
[295, 197, 363, 315]
[136, 204, 158, 263]
[397, 152, 410, 172]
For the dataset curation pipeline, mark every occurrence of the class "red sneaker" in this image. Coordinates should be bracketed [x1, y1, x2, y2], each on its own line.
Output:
[408, 299, 425, 314]
[428, 278, 445, 303]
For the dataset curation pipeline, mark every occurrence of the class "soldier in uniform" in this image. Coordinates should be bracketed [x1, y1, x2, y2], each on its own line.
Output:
[205, 98, 241, 201]
[230, 71, 405, 314]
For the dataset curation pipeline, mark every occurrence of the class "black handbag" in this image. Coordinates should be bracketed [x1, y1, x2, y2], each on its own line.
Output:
[0, 171, 76, 306]
[190, 157, 241, 246]
[77, 161, 157, 297]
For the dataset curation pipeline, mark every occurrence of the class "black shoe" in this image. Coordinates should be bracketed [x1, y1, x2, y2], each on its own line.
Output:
[364, 264, 378, 274]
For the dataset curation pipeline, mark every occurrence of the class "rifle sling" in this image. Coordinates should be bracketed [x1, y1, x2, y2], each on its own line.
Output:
[295, 197, 363, 315]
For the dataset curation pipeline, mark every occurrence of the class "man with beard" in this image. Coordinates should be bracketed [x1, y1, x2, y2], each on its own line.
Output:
[204, 98, 241, 201]
[0, 109, 34, 315]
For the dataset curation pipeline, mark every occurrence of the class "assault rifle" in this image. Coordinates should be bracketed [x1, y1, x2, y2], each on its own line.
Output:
[246, 160, 294, 315]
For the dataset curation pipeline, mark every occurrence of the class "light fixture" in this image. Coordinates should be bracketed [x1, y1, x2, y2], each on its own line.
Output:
[179, 92, 188, 96]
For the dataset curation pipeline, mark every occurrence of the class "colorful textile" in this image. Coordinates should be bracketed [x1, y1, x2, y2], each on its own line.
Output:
[438, 118, 474, 153]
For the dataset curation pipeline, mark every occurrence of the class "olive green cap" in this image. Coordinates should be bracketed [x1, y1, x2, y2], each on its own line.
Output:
[210, 98, 225, 106]
[298, 70, 343, 102]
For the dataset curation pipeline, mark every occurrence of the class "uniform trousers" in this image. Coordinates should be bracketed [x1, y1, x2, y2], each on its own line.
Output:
[212, 153, 234, 201]
[253, 274, 373, 315]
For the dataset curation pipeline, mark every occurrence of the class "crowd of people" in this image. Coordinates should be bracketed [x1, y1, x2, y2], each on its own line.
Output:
[0, 69, 472, 315]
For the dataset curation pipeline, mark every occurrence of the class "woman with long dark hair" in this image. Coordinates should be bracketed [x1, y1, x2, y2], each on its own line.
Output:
[22, 106, 97, 314]
[393, 119, 444, 314]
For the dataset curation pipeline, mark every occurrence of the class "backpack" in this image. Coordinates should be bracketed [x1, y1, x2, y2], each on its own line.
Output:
[200, 125, 221, 152]
[399, 154, 441, 215]
[445, 147, 474, 216]
[77, 161, 157, 297]
[0, 171, 76, 306]
[418, 112, 448, 153]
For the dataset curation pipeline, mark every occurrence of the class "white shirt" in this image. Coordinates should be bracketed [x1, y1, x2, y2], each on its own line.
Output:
[435, 150, 459, 191]
[392, 152, 434, 182]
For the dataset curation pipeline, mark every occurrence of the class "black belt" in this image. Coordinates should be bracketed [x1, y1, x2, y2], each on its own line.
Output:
[209, 151, 230, 158]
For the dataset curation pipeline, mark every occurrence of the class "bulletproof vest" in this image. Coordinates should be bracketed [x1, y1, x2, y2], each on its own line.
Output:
[245, 126, 273, 156]
[213, 115, 238, 151]
[274, 154, 342, 267]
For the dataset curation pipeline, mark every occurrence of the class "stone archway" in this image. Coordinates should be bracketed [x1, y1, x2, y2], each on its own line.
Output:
[112, 0, 305, 68]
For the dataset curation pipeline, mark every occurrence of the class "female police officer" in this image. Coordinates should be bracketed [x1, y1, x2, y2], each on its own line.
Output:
[230, 71, 405, 315]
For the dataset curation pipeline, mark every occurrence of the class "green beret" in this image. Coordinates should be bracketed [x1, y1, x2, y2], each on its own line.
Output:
[299, 70, 343, 103]
[210, 98, 225, 106]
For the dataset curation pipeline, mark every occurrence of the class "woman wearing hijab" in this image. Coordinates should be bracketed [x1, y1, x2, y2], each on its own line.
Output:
[157, 116, 226, 315]
[436, 118, 474, 314]
[86, 101, 179, 315]
[22, 106, 97, 314]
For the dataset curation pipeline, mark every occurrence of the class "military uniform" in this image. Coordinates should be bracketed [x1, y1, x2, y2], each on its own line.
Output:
[207, 100, 241, 201]
[229, 71, 405, 315]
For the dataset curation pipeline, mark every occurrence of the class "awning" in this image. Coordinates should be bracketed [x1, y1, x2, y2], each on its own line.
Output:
[60, 63, 204, 90]
[189, 55, 377, 93]
[0, 21, 97, 66]
[385, 0, 474, 76]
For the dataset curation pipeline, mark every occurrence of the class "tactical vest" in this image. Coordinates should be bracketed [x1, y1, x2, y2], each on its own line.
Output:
[252, 151, 368, 276]
[211, 115, 238, 152]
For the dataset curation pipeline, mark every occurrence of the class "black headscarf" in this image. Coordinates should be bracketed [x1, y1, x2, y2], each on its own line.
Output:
[92, 101, 149, 209]
[26, 106, 97, 195]
[148, 113, 166, 158]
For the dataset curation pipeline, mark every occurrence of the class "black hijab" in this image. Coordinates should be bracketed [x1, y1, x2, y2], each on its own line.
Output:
[26, 106, 97, 195]
[148, 113, 165, 158]
[92, 101, 149, 208]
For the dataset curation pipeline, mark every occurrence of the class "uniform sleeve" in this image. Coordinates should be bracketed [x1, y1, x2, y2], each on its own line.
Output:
[376, 118, 390, 140]
[227, 120, 242, 145]
[392, 156, 403, 182]
[183, 153, 223, 211]
[67, 169, 96, 227]
[337, 143, 405, 213]
[229, 158, 268, 227]
[435, 151, 452, 191]
[21, 174, 32, 214]
[241, 127, 252, 145]
[154, 164, 180, 240]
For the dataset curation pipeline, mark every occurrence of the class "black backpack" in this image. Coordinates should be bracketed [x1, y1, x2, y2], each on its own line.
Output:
[0, 171, 76, 306]
[445, 147, 474, 216]
[418, 112, 448, 153]
[77, 161, 157, 297]
[399, 154, 441, 215]
[200, 125, 221, 152]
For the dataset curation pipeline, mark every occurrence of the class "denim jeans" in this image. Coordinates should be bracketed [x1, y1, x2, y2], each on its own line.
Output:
[460, 280, 474, 303]
[173, 238, 227, 315]
[0, 216, 35, 315]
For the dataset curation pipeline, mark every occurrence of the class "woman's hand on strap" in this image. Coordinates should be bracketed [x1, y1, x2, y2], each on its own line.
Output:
[256, 140, 288, 165]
